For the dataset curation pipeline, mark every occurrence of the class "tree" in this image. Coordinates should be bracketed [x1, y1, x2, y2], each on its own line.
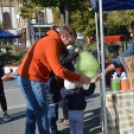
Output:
[0, 21, 8, 31]
[17, 0, 43, 19]
[52, 1, 95, 37]
[71, 6, 95, 37]
[17, 0, 43, 47]
[0, 21, 10, 45]
[17, 0, 92, 25]
[103, 10, 134, 36]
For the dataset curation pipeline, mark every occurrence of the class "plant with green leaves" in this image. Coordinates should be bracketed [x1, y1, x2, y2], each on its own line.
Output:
[0, 21, 8, 31]
[17, 0, 43, 19]
[17, 0, 92, 25]
[52, 0, 95, 37]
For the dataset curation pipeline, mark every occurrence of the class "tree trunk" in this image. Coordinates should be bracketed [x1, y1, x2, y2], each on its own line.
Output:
[59, 4, 65, 25]
[65, 0, 71, 25]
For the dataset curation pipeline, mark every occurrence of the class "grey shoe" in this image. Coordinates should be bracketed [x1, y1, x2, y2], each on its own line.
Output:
[3, 113, 11, 122]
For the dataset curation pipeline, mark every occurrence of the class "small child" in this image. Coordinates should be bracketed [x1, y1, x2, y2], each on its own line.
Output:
[45, 76, 63, 134]
[60, 77, 99, 134]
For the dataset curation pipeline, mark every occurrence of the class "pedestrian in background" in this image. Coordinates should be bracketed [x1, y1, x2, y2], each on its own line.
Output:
[0, 57, 11, 122]
[17, 25, 91, 134]
[59, 44, 80, 126]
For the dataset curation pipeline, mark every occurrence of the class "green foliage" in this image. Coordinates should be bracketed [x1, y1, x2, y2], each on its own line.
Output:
[0, 21, 8, 31]
[52, 7, 62, 25]
[52, 0, 95, 37]
[0, 46, 27, 64]
[0, 53, 20, 63]
[17, 0, 43, 19]
[103, 10, 134, 36]
[71, 7, 96, 37]
[17, 0, 134, 39]
[17, 0, 92, 23]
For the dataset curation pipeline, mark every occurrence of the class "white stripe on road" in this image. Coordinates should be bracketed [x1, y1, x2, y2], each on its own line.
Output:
[0, 103, 26, 111]
[5, 88, 20, 92]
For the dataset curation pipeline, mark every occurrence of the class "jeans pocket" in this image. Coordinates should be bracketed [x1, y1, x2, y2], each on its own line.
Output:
[34, 81, 46, 103]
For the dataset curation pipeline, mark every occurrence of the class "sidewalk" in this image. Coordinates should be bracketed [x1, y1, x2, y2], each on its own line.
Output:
[0, 81, 102, 134]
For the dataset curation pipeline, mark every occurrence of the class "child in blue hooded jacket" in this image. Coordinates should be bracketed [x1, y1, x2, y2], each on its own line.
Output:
[61, 77, 99, 134]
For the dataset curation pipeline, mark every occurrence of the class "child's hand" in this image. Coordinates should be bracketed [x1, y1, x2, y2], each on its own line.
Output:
[91, 76, 100, 83]
[76, 82, 81, 88]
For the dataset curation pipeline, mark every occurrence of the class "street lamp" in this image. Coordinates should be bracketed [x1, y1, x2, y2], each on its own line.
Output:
[16, 12, 20, 28]
[36, 6, 41, 39]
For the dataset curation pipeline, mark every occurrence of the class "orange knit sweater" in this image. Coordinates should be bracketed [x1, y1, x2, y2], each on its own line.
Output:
[17, 30, 81, 83]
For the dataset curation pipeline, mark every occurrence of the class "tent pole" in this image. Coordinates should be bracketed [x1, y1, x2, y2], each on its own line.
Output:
[95, 12, 100, 62]
[99, 0, 107, 134]
[95, 12, 104, 132]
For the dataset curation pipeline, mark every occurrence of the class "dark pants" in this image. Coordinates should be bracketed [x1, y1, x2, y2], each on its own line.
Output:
[0, 80, 7, 112]
[48, 104, 58, 133]
[61, 98, 68, 120]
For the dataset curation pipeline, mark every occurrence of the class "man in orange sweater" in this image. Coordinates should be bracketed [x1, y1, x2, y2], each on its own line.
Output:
[17, 25, 90, 134]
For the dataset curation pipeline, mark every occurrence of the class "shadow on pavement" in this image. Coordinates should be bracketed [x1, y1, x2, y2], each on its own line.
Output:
[61, 108, 102, 134]
[83, 108, 102, 134]
[85, 93, 101, 99]
[0, 111, 26, 124]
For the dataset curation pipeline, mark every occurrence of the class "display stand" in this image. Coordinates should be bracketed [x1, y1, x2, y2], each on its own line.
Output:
[94, 0, 134, 134]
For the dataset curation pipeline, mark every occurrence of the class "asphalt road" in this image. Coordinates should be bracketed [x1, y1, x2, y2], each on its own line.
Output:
[0, 80, 102, 134]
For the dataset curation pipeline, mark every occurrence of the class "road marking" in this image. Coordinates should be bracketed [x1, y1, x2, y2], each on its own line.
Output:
[5, 88, 20, 92]
[0, 103, 26, 111]
[5, 86, 15, 90]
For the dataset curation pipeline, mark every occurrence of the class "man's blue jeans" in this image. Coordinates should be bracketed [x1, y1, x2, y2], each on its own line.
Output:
[48, 104, 58, 133]
[17, 75, 50, 134]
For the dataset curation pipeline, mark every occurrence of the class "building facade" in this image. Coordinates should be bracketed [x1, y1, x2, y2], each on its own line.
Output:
[0, 0, 54, 47]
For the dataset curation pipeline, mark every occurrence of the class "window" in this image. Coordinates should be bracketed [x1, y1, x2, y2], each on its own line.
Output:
[3, 12, 11, 28]
[36, 13, 45, 24]
[35, 32, 45, 41]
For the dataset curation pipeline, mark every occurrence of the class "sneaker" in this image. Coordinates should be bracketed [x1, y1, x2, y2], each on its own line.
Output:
[63, 120, 69, 126]
[56, 119, 63, 123]
[3, 113, 11, 122]
[50, 130, 63, 134]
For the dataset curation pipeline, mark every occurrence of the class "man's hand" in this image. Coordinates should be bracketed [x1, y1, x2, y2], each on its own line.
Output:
[98, 70, 108, 79]
[98, 64, 115, 79]
[80, 75, 91, 85]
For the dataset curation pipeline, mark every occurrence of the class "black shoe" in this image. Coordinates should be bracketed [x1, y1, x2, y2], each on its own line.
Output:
[56, 131, 63, 134]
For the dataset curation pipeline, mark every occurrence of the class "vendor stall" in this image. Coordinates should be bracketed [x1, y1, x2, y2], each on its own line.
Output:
[105, 35, 127, 86]
[94, 0, 134, 134]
